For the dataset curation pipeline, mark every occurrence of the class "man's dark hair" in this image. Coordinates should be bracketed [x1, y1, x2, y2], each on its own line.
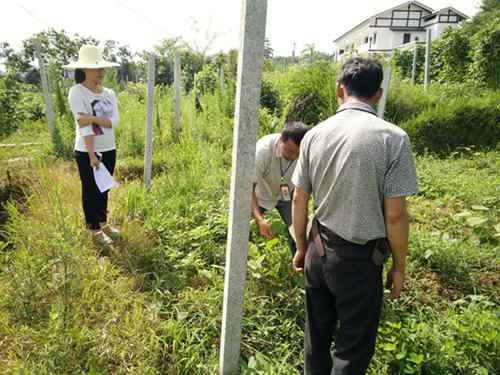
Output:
[281, 121, 309, 146]
[337, 58, 383, 99]
[75, 68, 86, 84]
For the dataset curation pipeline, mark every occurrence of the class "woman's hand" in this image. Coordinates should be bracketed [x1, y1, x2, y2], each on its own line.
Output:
[90, 154, 100, 169]
[77, 113, 95, 127]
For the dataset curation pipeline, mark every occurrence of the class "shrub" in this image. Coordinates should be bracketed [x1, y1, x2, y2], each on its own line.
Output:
[401, 92, 500, 154]
[0, 75, 46, 137]
[469, 19, 500, 89]
[194, 64, 218, 97]
[0, 75, 22, 137]
[430, 26, 473, 84]
[392, 44, 426, 83]
[376, 296, 499, 375]
[260, 77, 281, 116]
[270, 61, 338, 126]
[384, 80, 434, 124]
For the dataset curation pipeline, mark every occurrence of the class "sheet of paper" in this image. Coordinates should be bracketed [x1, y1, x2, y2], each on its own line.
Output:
[93, 164, 119, 193]
[288, 225, 296, 242]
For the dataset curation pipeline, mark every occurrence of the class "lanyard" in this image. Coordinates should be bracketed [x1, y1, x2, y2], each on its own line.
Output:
[279, 158, 294, 183]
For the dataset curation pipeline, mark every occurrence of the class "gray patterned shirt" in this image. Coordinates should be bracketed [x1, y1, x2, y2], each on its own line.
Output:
[292, 101, 419, 244]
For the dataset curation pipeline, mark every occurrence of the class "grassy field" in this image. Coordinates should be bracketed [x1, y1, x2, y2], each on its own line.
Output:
[0, 86, 498, 374]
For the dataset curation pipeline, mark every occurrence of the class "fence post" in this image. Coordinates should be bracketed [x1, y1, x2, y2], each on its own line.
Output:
[377, 65, 392, 119]
[174, 50, 181, 140]
[219, 0, 268, 373]
[219, 66, 225, 95]
[424, 29, 431, 89]
[411, 43, 418, 84]
[35, 42, 56, 143]
[144, 53, 155, 191]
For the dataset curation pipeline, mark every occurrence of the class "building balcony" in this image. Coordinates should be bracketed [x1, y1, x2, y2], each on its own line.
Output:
[393, 40, 426, 51]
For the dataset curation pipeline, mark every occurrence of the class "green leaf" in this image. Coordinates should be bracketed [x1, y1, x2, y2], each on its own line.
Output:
[265, 238, 279, 250]
[471, 205, 489, 211]
[247, 356, 257, 369]
[466, 216, 488, 227]
[409, 353, 425, 364]
[199, 269, 212, 280]
[396, 352, 406, 360]
[382, 343, 397, 351]
[494, 223, 500, 233]
[453, 211, 472, 219]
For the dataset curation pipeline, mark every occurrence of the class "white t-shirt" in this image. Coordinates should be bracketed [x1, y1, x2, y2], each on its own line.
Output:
[68, 84, 119, 152]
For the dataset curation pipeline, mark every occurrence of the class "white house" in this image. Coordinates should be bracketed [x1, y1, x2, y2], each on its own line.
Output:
[333, 1, 469, 62]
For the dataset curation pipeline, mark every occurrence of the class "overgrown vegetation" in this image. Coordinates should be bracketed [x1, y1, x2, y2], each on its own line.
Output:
[0, 79, 498, 373]
[0, 1, 498, 372]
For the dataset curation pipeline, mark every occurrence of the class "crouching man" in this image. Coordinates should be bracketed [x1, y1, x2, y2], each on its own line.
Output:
[251, 121, 309, 257]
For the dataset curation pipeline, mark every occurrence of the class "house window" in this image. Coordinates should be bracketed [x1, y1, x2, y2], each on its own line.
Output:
[364, 36, 369, 44]
[373, 32, 377, 44]
[403, 33, 411, 44]
[394, 10, 409, 18]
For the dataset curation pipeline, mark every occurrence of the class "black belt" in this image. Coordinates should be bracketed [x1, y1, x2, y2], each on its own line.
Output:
[310, 218, 386, 262]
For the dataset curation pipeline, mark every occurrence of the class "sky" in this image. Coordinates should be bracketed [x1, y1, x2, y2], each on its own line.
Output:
[0, 0, 481, 57]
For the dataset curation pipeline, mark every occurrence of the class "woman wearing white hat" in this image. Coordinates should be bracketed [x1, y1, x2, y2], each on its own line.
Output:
[65, 44, 120, 246]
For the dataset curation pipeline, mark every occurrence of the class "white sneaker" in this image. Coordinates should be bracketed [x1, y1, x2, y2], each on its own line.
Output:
[102, 224, 121, 239]
[93, 230, 114, 246]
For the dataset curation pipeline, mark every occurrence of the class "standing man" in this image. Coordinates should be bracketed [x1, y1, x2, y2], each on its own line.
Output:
[292, 58, 419, 375]
[251, 121, 309, 257]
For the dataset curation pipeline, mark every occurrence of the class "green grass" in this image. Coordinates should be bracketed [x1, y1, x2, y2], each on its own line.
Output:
[0, 86, 498, 374]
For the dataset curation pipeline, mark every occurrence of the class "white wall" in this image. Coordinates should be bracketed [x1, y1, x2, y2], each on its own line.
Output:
[391, 30, 427, 48]
[372, 28, 394, 51]
[429, 23, 457, 40]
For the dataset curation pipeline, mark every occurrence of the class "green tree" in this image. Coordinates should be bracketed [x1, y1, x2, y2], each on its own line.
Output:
[431, 27, 473, 83]
[194, 64, 218, 97]
[153, 37, 205, 91]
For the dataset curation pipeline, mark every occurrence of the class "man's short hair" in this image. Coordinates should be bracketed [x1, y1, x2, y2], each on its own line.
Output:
[337, 58, 383, 99]
[281, 121, 309, 146]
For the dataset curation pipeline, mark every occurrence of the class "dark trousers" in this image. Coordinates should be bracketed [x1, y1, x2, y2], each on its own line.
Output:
[259, 200, 297, 256]
[304, 227, 383, 375]
[75, 150, 116, 230]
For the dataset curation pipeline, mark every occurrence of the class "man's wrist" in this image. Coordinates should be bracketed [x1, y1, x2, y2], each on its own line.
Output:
[392, 262, 405, 273]
[296, 239, 308, 254]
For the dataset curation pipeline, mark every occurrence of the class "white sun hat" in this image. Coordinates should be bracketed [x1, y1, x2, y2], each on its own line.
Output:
[64, 44, 119, 69]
